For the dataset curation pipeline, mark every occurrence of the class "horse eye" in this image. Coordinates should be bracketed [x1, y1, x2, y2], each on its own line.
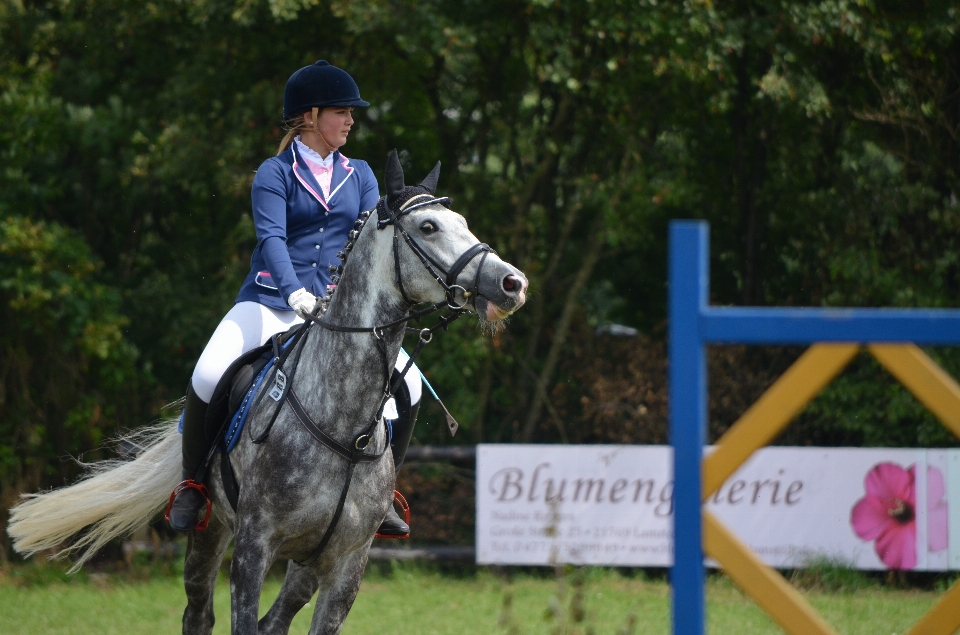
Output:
[420, 221, 437, 235]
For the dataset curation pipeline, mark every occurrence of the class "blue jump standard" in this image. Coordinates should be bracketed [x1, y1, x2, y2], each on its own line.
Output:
[667, 220, 960, 635]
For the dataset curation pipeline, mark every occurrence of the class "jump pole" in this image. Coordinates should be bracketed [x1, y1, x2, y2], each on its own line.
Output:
[668, 220, 960, 635]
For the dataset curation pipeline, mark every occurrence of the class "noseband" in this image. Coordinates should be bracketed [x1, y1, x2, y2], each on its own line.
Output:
[377, 194, 495, 309]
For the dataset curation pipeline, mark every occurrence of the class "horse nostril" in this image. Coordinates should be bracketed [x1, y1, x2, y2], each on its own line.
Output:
[502, 275, 520, 293]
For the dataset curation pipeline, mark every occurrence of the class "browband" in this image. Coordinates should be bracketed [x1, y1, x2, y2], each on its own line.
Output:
[377, 195, 454, 230]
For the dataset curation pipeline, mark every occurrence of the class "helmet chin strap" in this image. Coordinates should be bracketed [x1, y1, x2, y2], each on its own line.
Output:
[310, 107, 339, 154]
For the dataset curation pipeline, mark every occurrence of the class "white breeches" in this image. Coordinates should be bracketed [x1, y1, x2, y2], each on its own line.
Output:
[191, 301, 422, 415]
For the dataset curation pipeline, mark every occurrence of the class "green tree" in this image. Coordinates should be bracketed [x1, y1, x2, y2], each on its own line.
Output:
[0, 0, 957, 507]
[0, 217, 138, 496]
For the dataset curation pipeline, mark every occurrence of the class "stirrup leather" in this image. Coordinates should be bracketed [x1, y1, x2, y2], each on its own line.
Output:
[375, 490, 410, 540]
[165, 479, 213, 531]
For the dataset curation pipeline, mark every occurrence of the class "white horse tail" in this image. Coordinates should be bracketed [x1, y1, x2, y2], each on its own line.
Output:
[7, 420, 183, 572]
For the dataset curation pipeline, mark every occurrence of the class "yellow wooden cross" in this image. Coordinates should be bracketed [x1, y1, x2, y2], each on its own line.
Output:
[700, 343, 960, 635]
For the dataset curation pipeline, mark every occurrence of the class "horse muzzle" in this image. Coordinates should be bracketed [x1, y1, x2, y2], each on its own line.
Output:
[474, 260, 528, 322]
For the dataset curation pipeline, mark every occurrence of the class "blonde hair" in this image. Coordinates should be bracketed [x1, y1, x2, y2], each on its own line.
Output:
[276, 107, 324, 155]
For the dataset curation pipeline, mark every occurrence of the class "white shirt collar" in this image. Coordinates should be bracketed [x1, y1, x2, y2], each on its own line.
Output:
[294, 136, 335, 168]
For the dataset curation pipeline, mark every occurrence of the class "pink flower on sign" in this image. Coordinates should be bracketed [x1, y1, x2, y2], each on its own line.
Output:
[850, 463, 916, 570]
[850, 463, 950, 570]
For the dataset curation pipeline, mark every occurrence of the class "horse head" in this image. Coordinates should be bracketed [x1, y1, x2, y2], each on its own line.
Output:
[373, 149, 528, 324]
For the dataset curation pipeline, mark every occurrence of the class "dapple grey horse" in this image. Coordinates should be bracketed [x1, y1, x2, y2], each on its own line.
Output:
[8, 152, 528, 635]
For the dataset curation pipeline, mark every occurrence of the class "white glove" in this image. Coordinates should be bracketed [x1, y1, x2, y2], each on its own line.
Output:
[287, 287, 318, 318]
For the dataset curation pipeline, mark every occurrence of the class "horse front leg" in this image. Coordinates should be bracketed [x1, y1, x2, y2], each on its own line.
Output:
[258, 559, 321, 635]
[230, 518, 277, 635]
[307, 547, 370, 635]
[182, 513, 233, 635]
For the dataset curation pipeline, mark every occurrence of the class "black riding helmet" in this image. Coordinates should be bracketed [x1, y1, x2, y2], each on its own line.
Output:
[283, 60, 370, 120]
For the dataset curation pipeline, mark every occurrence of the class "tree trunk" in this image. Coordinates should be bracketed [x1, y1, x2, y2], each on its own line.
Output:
[519, 213, 606, 441]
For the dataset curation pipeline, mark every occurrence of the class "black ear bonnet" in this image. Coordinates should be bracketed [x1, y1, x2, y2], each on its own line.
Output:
[376, 150, 452, 229]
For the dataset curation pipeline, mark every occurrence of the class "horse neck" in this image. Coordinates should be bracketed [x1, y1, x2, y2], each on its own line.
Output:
[326, 225, 407, 332]
[294, 224, 409, 435]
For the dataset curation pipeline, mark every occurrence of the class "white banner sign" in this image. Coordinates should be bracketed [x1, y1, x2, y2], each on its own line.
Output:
[476, 445, 960, 570]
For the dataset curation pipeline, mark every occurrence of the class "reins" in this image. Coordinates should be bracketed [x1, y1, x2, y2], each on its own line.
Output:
[271, 195, 492, 566]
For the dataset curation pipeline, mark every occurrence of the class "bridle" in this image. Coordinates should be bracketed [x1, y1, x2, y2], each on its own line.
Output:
[275, 193, 496, 566]
[300, 193, 496, 431]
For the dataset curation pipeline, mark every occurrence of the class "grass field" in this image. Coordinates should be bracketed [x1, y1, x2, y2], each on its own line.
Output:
[0, 561, 949, 635]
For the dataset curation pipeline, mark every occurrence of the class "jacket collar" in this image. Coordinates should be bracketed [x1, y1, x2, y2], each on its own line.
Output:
[328, 151, 355, 202]
[290, 144, 355, 209]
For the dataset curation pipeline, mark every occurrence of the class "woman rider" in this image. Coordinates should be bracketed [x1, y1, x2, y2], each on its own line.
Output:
[167, 60, 420, 537]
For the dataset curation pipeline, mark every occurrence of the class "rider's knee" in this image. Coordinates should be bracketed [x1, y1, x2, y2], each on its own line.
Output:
[191, 360, 223, 403]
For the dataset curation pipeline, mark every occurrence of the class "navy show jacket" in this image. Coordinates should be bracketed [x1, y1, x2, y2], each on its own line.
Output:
[235, 144, 380, 311]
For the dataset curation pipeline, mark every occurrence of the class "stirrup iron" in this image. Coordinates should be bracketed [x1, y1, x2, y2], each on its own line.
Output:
[165, 479, 213, 531]
[375, 490, 410, 540]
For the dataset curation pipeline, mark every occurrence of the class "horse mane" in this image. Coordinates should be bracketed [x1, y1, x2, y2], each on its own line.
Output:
[318, 208, 373, 313]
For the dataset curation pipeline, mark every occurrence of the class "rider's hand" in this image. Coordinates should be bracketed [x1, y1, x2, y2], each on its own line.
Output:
[287, 287, 318, 318]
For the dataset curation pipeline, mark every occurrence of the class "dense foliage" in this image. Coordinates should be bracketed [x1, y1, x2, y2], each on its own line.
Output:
[1, 0, 958, 526]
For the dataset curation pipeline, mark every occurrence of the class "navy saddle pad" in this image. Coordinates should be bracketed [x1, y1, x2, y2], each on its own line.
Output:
[178, 326, 298, 452]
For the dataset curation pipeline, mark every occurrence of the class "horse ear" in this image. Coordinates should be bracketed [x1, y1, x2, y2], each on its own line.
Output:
[385, 149, 405, 201]
[419, 161, 441, 194]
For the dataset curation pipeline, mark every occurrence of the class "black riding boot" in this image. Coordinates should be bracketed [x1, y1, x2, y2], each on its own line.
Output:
[378, 376, 420, 537]
[167, 382, 212, 532]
